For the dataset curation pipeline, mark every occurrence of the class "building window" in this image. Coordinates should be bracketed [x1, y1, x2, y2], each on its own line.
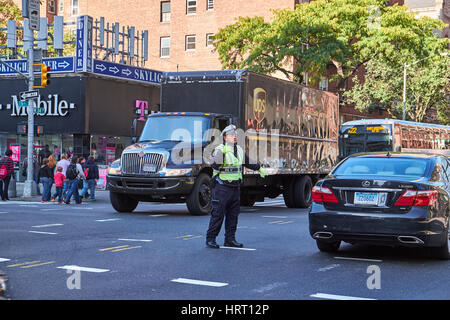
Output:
[160, 37, 170, 57]
[48, 0, 56, 14]
[185, 35, 196, 50]
[319, 77, 328, 91]
[187, 0, 196, 14]
[206, 33, 214, 47]
[207, 0, 214, 10]
[161, 1, 170, 22]
[71, 0, 79, 16]
[58, 0, 64, 14]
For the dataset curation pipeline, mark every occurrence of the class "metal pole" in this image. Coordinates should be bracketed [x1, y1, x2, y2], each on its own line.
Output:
[23, 47, 36, 196]
[402, 63, 407, 121]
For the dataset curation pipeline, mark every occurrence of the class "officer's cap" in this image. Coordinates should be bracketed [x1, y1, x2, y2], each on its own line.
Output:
[221, 124, 237, 136]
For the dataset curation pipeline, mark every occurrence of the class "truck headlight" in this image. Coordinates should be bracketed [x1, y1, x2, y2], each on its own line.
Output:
[108, 159, 122, 175]
[163, 168, 192, 176]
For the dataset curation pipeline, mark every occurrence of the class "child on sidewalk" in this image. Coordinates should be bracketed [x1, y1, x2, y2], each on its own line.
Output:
[52, 166, 65, 204]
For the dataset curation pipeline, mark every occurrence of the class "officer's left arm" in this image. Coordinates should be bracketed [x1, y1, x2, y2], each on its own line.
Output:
[243, 154, 260, 171]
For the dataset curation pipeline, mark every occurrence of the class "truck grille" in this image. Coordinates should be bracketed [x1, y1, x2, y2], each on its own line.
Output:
[121, 152, 164, 175]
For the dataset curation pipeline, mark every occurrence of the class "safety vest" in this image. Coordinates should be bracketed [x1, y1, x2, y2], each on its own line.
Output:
[213, 144, 244, 181]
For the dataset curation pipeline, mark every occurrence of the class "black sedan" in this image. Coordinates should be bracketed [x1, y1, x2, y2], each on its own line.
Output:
[309, 153, 450, 259]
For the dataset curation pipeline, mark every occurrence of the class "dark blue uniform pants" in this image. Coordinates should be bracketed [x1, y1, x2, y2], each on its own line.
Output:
[206, 183, 240, 243]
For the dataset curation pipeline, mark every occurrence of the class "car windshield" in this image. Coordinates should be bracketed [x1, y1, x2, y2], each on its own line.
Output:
[139, 116, 210, 143]
[333, 157, 431, 177]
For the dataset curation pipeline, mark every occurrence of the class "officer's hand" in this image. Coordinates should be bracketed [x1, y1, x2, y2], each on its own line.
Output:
[258, 167, 267, 178]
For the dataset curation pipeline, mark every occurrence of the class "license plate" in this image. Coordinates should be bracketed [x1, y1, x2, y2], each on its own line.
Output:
[354, 192, 378, 206]
[143, 164, 157, 173]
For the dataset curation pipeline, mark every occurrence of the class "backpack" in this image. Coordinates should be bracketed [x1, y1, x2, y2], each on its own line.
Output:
[0, 164, 7, 180]
[66, 164, 78, 180]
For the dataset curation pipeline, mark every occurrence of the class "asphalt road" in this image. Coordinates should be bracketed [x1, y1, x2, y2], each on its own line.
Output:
[0, 191, 449, 301]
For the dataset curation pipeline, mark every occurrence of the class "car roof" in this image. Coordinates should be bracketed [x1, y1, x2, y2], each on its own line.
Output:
[349, 152, 439, 159]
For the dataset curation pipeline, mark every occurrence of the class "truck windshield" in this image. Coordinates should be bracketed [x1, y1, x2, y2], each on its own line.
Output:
[139, 116, 211, 143]
[339, 124, 393, 158]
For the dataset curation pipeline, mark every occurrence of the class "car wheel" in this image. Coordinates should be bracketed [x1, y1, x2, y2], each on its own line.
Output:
[316, 240, 341, 253]
[429, 228, 449, 260]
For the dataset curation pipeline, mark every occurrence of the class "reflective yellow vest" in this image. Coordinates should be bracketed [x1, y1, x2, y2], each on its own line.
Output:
[213, 144, 244, 181]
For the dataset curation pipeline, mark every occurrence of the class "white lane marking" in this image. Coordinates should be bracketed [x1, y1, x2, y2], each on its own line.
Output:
[318, 264, 340, 272]
[171, 278, 228, 287]
[148, 214, 168, 217]
[334, 257, 383, 263]
[32, 223, 64, 228]
[0, 258, 11, 262]
[311, 293, 376, 300]
[118, 238, 153, 242]
[262, 215, 288, 218]
[40, 209, 62, 211]
[95, 218, 121, 222]
[0, 211, 7, 213]
[28, 231, 58, 235]
[219, 246, 256, 251]
[57, 265, 110, 273]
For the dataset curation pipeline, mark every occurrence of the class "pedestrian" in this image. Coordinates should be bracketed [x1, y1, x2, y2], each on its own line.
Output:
[22, 152, 41, 195]
[205, 125, 267, 249]
[80, 156, 99, 201]
[64, 156, 85, 204]
[56, 153, 71, 199]
[52, 166, 65, 204]
[0, 150, 16, 201]
[37, 158, 54, 202]
[78, 157, 88, 199]
[38, 145, 51, 165]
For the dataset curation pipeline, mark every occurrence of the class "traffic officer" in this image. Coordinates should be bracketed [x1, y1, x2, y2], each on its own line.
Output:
[206, 125, 267, 249]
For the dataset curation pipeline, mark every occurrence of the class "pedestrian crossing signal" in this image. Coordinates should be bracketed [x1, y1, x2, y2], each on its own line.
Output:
[32, 64, 51, 88]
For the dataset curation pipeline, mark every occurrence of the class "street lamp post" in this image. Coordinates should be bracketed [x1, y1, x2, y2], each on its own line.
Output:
[402, 51, 448, 120]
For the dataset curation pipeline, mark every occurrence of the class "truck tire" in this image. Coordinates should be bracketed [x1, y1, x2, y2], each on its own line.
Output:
[293, 176, 313, 208]
[240, 194, 256, 207]
[283, 178, 296, 208]
[186, 173, 212, 216]
[110, 191, 139, 213]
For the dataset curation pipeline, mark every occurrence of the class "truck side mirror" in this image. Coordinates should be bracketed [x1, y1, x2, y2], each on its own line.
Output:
[131, 118, 137, 144]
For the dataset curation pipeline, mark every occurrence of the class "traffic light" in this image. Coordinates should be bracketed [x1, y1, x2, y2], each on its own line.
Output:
[32, 64, 50, 88]
[41, 64, 50, 87]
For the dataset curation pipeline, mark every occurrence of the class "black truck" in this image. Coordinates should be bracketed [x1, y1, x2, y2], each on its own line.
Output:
[107, 70, 339, 215]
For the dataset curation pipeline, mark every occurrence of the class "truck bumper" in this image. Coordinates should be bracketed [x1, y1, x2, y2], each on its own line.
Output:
[107, 175, 195, 196]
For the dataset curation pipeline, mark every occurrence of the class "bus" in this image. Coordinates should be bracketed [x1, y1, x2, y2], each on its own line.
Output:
[339, 119, 450, 159]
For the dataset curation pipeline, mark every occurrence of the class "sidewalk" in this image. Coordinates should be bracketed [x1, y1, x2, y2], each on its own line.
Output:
[9, 182, 109, 202]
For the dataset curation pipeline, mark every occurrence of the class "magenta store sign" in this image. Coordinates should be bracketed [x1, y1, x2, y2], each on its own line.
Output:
[135, 100, 149, 121]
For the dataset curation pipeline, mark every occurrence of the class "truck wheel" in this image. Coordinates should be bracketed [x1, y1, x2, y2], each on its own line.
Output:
[283, 178, 296, 208]
[240, 194, 256, 207]
[186, 173, 212, 216]
[293, 176, 313, 208]
[109, 191, 139, 213]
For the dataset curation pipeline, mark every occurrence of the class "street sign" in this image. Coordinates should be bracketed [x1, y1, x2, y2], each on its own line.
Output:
[28, 0, 40, 31]
[93, 59, 162, 85]
[19, 90, 39, 101]
[0, 56, 75, 75]
[18, 100, 29, 108]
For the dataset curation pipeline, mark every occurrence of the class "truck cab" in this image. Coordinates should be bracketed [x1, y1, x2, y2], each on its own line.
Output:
[107, 112, 231, 215]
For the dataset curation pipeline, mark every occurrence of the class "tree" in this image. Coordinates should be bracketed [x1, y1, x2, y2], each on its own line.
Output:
[213, 0, 449, 122]
[0, 0, 23, 51]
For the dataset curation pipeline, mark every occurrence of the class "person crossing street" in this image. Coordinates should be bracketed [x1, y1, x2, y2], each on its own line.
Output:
[205, 125, 267, 249]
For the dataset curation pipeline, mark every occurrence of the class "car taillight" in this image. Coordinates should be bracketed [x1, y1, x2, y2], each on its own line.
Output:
[312, 186, 338, 203]
[395, 190, 438, 207]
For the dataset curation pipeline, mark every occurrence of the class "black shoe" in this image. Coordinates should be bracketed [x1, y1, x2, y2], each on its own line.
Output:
[206, 240, 220, 249]
[224, 240, 244, 248]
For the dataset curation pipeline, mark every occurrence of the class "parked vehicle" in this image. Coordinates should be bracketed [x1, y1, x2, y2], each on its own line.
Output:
[107, 70, 339, 215]
[309, 152, 450, 259]
[339, 119, 450, 160]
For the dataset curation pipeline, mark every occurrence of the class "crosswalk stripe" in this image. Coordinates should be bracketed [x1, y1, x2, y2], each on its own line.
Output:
[171, 278, 228, 287]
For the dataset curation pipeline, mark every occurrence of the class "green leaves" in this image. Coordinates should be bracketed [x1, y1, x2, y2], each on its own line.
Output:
[214, 0, 449, 123]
